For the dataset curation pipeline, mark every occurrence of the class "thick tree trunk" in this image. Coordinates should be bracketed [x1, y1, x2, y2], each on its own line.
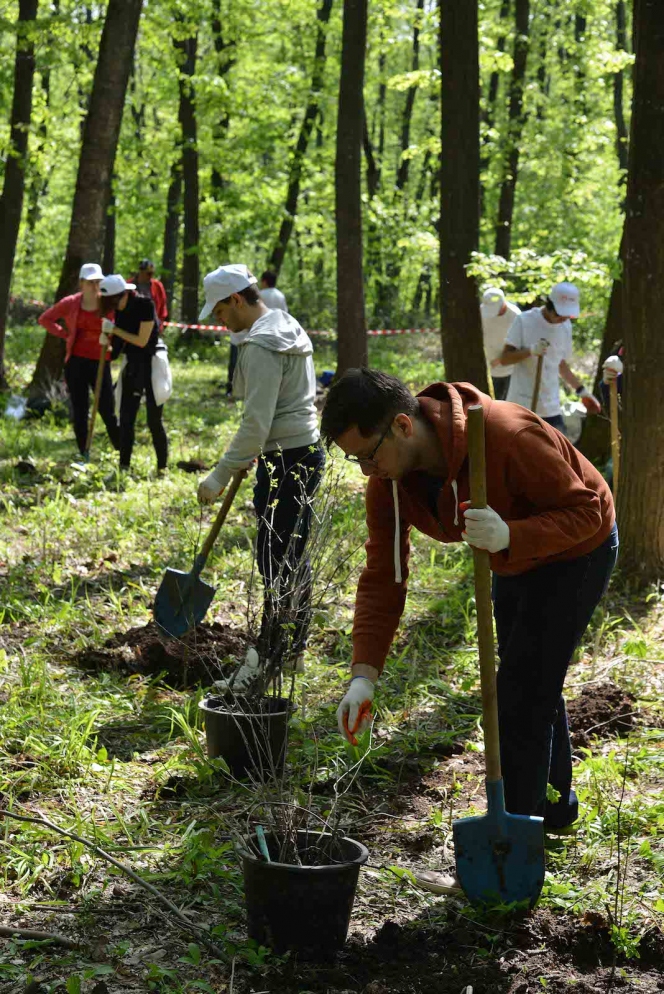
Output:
[613, 0, 629, 177]
[494, 0, 530, 258]
[28, 0, 142, 398]
[0, 0, 39, 390]
[439, 0, 488, 391]
[103, 187, 115, 275]
[174, 32, 200, 324]
[335, 0, 368, 375]
[268, 0, 334, 276]
[617, 0, 664, 580]
[161, 160, 182, 313]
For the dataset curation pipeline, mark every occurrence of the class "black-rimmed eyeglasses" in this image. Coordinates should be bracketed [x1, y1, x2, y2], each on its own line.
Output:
[345, 422, 392, 465]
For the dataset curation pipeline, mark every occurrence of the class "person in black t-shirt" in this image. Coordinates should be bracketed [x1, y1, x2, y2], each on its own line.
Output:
[99, 274, 168, 472]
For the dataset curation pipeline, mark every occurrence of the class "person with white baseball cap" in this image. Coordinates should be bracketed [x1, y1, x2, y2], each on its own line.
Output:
[98, 274, 169, 474]
[197, 263, 324, 689]
[38, 263, 120, 457]
[493, 281, 601, 435]
[481, 286, 519, 400]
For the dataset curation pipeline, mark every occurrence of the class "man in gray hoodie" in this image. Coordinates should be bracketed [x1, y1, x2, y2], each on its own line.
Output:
[197, 264, 324, 687]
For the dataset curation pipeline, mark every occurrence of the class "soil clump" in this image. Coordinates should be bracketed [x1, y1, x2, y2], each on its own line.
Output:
[75, 620, 246, 687]
[567, 680, 637, 749]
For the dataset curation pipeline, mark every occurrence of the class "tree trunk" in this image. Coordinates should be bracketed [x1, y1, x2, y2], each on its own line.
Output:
[0, 0, 39, 390]
[210, 0, 235, 259]
[24, 0, 57, 270]
[161, 159, 182, 313]
[335, 0, 368, 375]
[438, 0, 488, 391]
[268, 0, 334, 276]
[617, 0, 664, 580]
[103, 187, 116, 275]
[28, 0, 143, 398]
[494, 0, 530, 258]
[174, 32, 200, 324]
[395, 0, 424, 193]
[613, 0, 629, 177]
[480, 0, 510, 194]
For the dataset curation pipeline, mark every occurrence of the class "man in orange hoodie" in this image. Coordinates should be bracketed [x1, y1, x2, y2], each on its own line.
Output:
[321, 368, 617, 840]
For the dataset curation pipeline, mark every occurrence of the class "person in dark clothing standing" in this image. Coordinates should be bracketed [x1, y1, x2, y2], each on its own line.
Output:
[98, 275, 168, 473]
[38, 263, 120, 457]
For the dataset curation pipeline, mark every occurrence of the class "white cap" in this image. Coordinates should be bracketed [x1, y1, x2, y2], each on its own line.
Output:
[79, 263, 104, 281]
[100, 274, 136, 296]
[481, 286, 506, 319]
[199, 264, 258, 320]
[550, 281, 580, 318]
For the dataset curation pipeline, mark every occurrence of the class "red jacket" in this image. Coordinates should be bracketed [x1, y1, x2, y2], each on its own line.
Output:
[352, 382, 615, 673]
[38, 293, 102, 363]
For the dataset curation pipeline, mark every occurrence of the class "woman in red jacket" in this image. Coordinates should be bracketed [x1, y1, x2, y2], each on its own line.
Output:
[37, 263, 120, 456]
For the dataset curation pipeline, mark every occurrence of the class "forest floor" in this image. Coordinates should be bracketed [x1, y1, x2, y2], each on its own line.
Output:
[0, 328, 663, 994]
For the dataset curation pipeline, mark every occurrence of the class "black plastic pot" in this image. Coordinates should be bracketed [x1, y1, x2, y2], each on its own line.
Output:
[198, 695, 291, 778]
[241, 830, 369, 959]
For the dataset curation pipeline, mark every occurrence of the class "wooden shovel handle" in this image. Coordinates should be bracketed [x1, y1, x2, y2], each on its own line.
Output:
[531, 355, 544, 413]
[467, 405, 502, 783]
[85, 348, 107, 454]
[609, 379, 620, 504]
[199, 469, 248, 563]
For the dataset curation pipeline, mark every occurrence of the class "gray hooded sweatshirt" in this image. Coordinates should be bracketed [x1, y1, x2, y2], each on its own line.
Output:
[211, 308, 319, 489]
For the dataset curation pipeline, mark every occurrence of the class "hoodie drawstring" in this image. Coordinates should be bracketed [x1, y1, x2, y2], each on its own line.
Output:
[392, 479, 402, 584]
[451, 479, 459, 526]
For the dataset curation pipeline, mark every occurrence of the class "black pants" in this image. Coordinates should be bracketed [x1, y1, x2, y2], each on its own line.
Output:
[253, 443, 325, 670]
[64, 355, 119, 455]
[492, 523, 619, 826]
[226, 343, 238, 394]
[119, 360, 168, 470]
[492, 375, 510, 401]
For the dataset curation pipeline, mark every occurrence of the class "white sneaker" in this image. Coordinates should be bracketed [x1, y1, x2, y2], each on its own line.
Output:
[213, 647, 261, 694]
[412, 869, 462, 895]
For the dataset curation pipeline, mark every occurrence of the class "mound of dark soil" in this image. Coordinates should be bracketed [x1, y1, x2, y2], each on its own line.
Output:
[75, 620, 247, 687]
[176, 458, 209, 473]
[567, 680, 637, 749]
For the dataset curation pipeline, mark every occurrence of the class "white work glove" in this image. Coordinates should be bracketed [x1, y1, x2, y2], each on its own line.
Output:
[530, 338, 549, 358]
[337, 676, 375, 744]
[197, 471, 224, 504]
[101, 317, 115, 335]
[99, 330, 110, 346]
[213, 647, 261, 694]
[603, 355, 623, 384]
[462, 505, 510, 553]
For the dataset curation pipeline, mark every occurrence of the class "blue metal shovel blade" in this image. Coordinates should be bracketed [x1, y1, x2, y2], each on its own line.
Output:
[153, 566, 216, 639]
[453, 779, 544, 907]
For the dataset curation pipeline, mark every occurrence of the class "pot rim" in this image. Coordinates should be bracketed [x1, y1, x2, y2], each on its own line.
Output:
[240, 830, 369, 872]
[198, 695, 292, 719]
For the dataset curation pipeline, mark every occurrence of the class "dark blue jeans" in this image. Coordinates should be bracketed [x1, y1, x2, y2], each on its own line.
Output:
[253, 443, 325, 665]
[492, 523, 618, 826]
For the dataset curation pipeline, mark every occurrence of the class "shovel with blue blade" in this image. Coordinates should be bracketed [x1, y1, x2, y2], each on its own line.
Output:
[453, 405, 545, 908]
[154, 469, 248, 638]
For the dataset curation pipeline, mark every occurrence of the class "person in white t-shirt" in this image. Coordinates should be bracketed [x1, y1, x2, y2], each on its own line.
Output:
[260, 270, 289, 312]
[480, 287, 520, 400]
[493, 281, 601, 435]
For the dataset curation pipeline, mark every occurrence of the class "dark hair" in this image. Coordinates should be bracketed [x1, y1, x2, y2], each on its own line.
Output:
[220, 284, 262, 306]
[139, 258, 154, 270]
[321, 368, 419, 447]
[544, 297, 558, 315]
[98, 291, 126, 316]
[261, 270, 277, 288]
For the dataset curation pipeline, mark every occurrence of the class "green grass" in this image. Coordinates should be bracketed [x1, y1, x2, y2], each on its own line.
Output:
[0, 325, 663, 992]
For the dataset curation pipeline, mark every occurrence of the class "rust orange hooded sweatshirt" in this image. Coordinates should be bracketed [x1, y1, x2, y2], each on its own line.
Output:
[352, 382, 615, 673]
